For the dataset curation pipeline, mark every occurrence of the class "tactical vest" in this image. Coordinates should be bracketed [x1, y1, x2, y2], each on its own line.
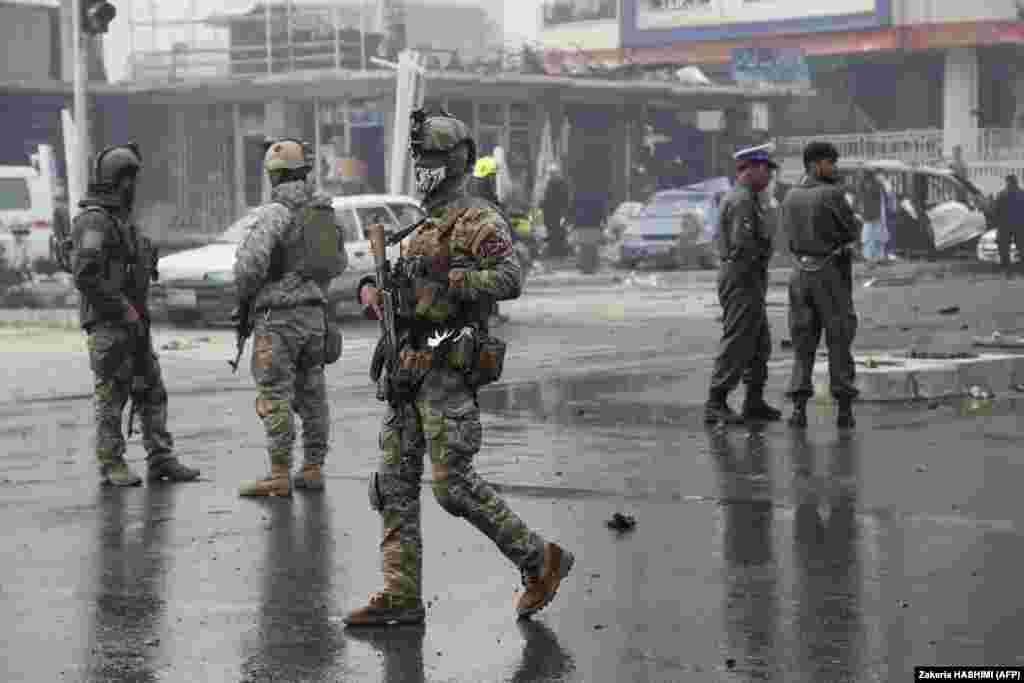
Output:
[268, 200, 343, 285]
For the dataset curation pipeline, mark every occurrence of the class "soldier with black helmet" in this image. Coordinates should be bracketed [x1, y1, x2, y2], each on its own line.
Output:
[780, 141, 861, 429]
[343, 109, 574, 627]
[231, 139, 347, 498]
[71, 143, 200, 486]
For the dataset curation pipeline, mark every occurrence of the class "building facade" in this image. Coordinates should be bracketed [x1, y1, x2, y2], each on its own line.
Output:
[540, 0, 1024, 166]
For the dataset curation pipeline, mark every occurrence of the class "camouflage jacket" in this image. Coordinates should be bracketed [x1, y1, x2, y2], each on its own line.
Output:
[71, 191, 157, 330]
[232, 180, 344, 311]
[409, 180, 522, 325]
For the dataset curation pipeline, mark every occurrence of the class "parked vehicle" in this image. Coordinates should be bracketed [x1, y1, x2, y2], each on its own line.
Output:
[153, 194, 424, 325]
[618, 189, 719, 269]
[782, 160, 991, 257]
[0, 164, 55, 271]
[976, 229, 1020, 264]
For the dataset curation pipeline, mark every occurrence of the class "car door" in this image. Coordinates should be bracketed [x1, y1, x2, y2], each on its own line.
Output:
[354, 204, 402, 264]
[335, 205, 372, 274]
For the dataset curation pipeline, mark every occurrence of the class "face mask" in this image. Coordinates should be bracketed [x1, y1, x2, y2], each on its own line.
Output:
[415, 165, 447, 196]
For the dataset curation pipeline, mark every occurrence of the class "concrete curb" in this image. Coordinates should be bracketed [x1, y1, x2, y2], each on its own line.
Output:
[813, 352, 1024, 402]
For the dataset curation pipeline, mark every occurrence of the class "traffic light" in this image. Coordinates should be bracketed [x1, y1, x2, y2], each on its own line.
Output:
[81, 0, 116, 35]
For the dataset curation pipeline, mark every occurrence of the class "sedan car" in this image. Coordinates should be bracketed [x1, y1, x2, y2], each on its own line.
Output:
[152, 194, 424, 325]
[976, 228, 1020, 264]
[619, 190, 718, 269]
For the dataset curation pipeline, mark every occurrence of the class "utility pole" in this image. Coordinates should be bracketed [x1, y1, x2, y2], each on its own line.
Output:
[71, 0, 90, 216]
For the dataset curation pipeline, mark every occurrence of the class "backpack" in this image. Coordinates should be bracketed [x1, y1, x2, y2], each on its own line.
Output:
[268, 200, 345, 283]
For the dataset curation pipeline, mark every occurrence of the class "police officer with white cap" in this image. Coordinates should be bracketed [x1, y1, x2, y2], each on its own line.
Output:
[704, 143, 783, 426]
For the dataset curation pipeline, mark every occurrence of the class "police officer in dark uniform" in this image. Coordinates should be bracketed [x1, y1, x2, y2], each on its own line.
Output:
[72, 143, 200, 486]
[704, 143, 783, 426]
[780, 142, 861, 429]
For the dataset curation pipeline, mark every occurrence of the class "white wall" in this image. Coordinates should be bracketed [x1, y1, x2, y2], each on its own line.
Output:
[894, 0, 1019, 25]
[943, 47, 981, 157]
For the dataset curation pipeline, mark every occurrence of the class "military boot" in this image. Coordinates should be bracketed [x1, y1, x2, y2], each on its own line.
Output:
[292, 464, 324, 491]
[514, 542, 575, 619]
[147, 455, 200, 483]
[788, 398, 809, 428]
[836, 398, 856, 429]
[742, 386, 782, 422]
[704, 389, 744, 426]
[239, 463, 292, 498]
[100, 460, 143, 487]
[344, 530, 425, 626]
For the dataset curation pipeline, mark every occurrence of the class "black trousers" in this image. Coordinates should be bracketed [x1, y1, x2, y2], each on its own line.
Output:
[709, 262, 771, 396]
[786, 259, 858, 401]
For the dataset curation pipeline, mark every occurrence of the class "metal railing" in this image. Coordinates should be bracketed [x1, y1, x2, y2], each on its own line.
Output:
[977, 128, 1024, 161]
[777, 129, 945, 165]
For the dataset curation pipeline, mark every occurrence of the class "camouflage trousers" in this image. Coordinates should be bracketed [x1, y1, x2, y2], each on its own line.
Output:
[250, 305, 329, 468]
[86, 322, 174, 465]
[372, 366, 545, 604]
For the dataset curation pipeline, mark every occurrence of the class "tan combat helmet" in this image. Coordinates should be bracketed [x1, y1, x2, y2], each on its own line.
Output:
[264, 139, 312, 173]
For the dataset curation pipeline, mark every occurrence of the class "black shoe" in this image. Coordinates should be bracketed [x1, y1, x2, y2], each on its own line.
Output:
[743, 400, 782, 422]
[147, 456, 200, 483]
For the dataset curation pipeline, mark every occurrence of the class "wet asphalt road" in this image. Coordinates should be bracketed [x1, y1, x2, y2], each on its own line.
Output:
[2, 274, 1024, 682]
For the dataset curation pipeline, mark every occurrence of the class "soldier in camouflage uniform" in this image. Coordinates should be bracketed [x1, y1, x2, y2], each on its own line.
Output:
[232, 139, 348, 497]
[72, 144, 200, 486]
[344, 110, 574, 627]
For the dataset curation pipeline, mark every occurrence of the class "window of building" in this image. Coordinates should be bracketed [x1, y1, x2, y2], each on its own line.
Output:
[243, 135, 267, 208]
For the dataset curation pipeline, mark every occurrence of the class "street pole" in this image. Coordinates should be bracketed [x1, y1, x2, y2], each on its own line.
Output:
[71, 0, 91, 216]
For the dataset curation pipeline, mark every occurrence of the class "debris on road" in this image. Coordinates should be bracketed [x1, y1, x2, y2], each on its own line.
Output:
[968, 385, 995, 400]
[606, 513, 636, 533]
[937, 306, 960, 315]
[973, 331, 1024, 349]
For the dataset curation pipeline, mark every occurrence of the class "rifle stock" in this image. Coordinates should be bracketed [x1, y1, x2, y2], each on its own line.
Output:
[229, 302, 252, 373]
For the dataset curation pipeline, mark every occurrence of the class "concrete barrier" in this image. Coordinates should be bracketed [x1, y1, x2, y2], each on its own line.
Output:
[813, 352, 1024, 401]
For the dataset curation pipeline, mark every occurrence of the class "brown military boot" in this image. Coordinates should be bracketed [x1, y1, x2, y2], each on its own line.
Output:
[239, 463, 291, 497]
[344, 528, 425, 626]
[514, 542, 575, 619]
[292, 463, 324, 491]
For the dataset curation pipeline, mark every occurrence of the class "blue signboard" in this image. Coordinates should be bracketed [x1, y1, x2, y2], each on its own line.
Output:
[731, 47, 811, 87]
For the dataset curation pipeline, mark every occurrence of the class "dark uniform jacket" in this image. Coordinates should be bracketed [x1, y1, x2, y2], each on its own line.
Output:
[993, 187, 1024, 233]
[781, 177, 860, 258]
[71, 192, 157, 330]
[716, 184, 773, 265]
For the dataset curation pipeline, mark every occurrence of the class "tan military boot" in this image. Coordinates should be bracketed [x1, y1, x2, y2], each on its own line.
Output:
[292, 463, 324, 491]
[239, 463, 291, 497]
[344, 528, 425, 626]
[100, 460, 143, 487]
[514, 542, 575, 619]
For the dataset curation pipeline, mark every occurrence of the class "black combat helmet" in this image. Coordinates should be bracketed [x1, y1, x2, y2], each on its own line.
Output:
[409, 108, 476, 196]
[92, 143, 142, 187]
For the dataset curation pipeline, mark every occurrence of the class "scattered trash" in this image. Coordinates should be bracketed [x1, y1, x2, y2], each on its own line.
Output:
[575, 408, 585, 416]
[928, 401, 940, 410]
[144, 638, 160, 647]
[898, 600, 910, 609]
[593, 624, 606, 631]
[725, 658, 736, 669]
[901, 327, 911, 332]
[973, 332, 1024, 348]
[914, 464, 928, 473]
[968, 385, 994, 400]
[960, 324, 969, 330]
[606, 512, 637, 532]
[555, 471, 564, 477]
[937, 306, 960, 315]
[1013, 384, 1024, 393]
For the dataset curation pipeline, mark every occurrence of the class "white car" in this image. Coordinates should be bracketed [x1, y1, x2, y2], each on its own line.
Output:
[0, 164, 55, 270]
[153, 194, 425, 325]
[977, 228, 1020, 264]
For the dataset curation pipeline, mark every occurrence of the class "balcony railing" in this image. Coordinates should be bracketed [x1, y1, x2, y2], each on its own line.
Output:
[777, 129, 946, 165]
[542, 0, 617, 27]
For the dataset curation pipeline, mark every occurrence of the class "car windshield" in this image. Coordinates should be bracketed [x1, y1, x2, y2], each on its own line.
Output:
[641, 194, 710, 218]
[0, 178, 31, 211]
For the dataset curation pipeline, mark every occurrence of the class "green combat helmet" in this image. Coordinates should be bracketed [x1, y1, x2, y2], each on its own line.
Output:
[409, 108, 476, 197]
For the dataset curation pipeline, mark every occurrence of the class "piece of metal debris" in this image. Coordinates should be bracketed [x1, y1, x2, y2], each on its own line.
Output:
[606, 513, 637, 532]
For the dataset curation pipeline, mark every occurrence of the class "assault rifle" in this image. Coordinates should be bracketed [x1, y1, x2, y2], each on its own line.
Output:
[228, 302, 252, 373]
[366, 217, 429, 399]
[126, 318, 151, 439]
